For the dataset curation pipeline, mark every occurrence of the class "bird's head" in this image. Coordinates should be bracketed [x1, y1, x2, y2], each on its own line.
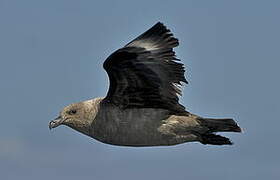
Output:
[49, 100, 95, 135]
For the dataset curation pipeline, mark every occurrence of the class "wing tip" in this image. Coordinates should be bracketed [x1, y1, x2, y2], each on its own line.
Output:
[126, 22, 179, 49]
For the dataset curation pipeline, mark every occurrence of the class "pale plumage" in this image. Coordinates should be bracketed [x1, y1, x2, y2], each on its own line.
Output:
[49, 22, 241, 146]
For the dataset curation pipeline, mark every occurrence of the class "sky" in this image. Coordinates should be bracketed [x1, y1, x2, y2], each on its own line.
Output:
[0, 0, 279, 179]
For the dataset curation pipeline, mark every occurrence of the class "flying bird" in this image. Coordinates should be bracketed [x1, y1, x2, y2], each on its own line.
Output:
[49, 22, 241, 146]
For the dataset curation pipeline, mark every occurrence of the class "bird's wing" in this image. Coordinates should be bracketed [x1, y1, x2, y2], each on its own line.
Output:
[103, 22, 188, 115]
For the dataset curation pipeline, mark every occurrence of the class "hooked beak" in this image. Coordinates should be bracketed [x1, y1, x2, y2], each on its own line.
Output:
[49, 116, 63, 130]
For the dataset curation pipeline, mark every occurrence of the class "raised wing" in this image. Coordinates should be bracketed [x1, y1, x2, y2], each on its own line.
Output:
[103, 22, 188, 115]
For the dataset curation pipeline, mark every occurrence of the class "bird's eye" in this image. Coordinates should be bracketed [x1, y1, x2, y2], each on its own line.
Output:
[68, 110, 77, 115]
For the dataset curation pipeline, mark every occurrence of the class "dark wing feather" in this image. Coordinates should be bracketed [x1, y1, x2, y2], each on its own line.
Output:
[103, 22, 188, 115]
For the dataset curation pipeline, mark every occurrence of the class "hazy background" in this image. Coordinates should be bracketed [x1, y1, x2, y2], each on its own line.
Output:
[0, 0, 279, 179]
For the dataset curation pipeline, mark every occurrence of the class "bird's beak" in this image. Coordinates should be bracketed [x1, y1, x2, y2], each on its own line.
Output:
[49, 116, 63, 130]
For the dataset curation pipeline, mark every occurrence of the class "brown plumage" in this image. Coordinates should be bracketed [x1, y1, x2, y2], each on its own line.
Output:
[49, 22, 241, 146]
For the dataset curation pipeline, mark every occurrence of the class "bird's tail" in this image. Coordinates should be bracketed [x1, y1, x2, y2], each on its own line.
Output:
[197, 118, 242, 145]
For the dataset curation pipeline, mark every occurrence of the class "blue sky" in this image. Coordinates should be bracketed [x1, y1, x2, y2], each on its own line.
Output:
[0, 0, 279, 179]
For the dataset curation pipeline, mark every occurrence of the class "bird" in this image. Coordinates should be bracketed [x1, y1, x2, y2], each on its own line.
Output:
[49, 22, 241, 146]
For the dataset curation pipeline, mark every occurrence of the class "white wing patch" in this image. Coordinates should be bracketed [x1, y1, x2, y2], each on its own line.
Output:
[127, 40, 160, 51]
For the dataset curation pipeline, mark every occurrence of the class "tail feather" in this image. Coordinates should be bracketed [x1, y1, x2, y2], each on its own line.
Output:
[198, 118, 242, 133]
[200, 134, 233, 145]
[197, 117, 241, 145]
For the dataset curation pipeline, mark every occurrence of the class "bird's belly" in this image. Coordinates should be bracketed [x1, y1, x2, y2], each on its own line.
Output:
[93, 118, 164, 146]
[92, 125, 195, 147]
[91, 107, 177, 146]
